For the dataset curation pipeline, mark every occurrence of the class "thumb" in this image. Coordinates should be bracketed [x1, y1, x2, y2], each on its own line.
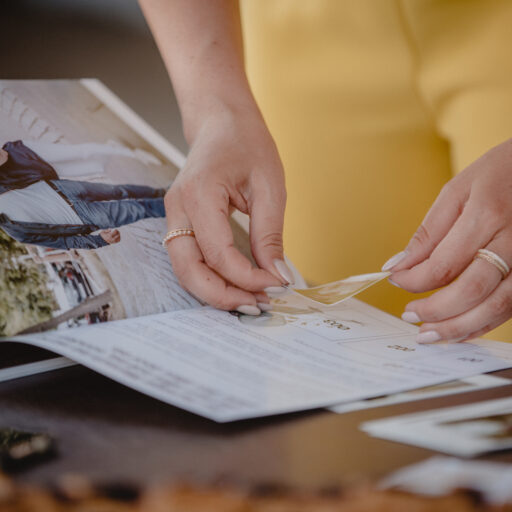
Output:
[384, 179, 467, 273]
[249, 185, 294, 285]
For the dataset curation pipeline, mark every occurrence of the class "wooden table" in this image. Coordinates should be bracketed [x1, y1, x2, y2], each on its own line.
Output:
[1, 343, 512, 489]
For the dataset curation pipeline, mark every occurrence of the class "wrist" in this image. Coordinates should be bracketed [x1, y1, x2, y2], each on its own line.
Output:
[181, 88, 262, 145]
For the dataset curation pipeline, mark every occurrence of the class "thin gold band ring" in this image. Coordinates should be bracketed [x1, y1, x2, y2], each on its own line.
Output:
[162, 228, 195, 247]
[474, 249, 510, 280]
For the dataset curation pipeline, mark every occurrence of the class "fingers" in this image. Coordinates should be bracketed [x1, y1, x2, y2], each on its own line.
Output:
[165, 190, 274, 313]
[182, 184, 282, 292]
[254, 291, 272, 312]
[415, 274, 512, 343]
[248, 174, 294, 284]
[402, 256, 502, 324]
[388, 140, 512, 341]
[401, 237, 512, 342]
[167, 234, 262, 313]
[384, 178, 469, 273]
[391, 200, 496, 293]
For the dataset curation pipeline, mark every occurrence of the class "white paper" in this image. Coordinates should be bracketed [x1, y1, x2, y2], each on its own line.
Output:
[0, 357, 75, 383]
[362, 396, 512, 456]
[381, 456, 512, 504]
[7, 295, 512, 422]
[329, 374, 510, 414]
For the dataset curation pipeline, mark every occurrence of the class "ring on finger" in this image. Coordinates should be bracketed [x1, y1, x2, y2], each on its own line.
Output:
[474, 248, 511, 280]
[162, 228, 195, 247]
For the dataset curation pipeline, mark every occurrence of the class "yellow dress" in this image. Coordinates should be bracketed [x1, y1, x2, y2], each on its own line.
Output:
[240, 0, 512, 341]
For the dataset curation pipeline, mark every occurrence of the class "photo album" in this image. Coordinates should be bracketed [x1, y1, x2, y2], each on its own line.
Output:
[1, 79, 512, 423]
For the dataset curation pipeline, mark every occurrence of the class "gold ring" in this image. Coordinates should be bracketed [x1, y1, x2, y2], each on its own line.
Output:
[474, 249, 511, 279]
[162, 228, 195, 247]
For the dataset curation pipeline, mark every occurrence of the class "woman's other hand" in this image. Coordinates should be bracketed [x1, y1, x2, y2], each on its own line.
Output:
[383, 138, 512, 343]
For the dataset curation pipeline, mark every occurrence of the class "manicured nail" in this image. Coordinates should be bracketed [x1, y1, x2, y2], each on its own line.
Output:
[388, 278, 401, 288]
[257, 302, 273, 312]
[273, 259, 295, 285]
[264, 286, 288, 295]
[416, 331, 441, 344]
[382, 251, 407, 271]
[402, 311, 421, 324]
[237, 305, 261, 316]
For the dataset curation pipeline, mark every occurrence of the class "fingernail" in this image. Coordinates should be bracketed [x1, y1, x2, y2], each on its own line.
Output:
[237, 305, 261, 316]
[257, 302, 273, 312]
[264, 286, 288, 295]
[382, 251, 407, 271]
[402, 311, 421, 324]
[273, 259, 295, 285]
[388, 278, 401, 288]
[416, 331, 441, 344]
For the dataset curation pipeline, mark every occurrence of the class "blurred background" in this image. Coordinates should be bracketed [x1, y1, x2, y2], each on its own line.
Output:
[1, 0, 187, 153]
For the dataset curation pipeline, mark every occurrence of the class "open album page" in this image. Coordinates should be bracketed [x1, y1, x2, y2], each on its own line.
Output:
[0, 79, 206, 348]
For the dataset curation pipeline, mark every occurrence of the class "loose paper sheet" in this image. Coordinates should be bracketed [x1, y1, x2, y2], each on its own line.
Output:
[381, 457, 512, 504]
[330, 374, 510, 414]
[8, 295, 512, 422]
[362, 396, 512, 456]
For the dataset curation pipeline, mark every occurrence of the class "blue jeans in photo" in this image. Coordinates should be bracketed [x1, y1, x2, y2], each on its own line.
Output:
[51, 179, 166, 229]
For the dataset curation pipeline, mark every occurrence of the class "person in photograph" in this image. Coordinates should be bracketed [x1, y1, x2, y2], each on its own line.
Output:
[0, 139, 167, 250]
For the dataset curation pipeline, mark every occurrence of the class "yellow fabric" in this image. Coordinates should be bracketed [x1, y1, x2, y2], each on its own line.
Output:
[240, 0, 512, 341]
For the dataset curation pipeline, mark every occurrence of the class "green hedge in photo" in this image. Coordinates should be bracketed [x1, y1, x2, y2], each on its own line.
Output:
[0, 230, 57, 336]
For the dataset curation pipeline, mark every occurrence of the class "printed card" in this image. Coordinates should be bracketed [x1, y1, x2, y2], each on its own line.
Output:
[292, 272, 391, 306]
[362, 396, 512, 457]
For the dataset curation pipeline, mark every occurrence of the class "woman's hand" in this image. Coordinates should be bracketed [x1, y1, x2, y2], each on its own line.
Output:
[383, 138, 512, 343]
[140, 0, 293, 314]
[164, 105, 291, 314]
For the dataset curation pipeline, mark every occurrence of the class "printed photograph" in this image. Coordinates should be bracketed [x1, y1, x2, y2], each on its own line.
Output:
[292, 272, 390, 306]
[0, 80, 199, 336]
